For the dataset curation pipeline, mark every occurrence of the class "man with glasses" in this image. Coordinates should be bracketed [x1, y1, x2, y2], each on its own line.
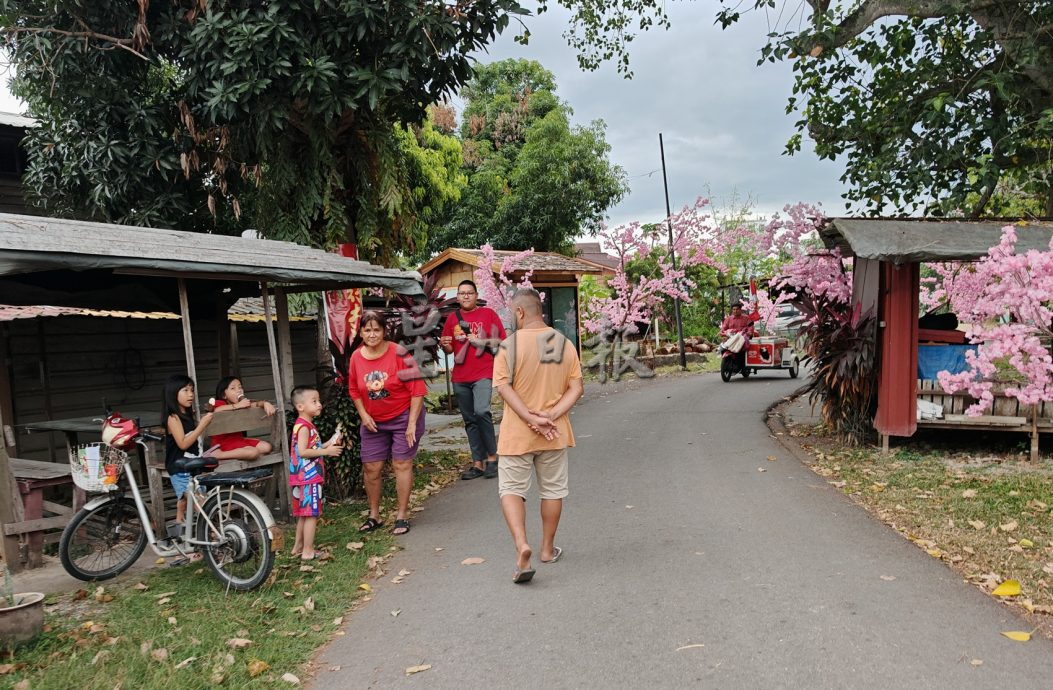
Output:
[440, 280, 507, 479]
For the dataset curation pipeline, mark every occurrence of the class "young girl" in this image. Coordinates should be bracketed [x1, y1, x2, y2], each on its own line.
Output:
[162, 375, 214, 530]
[209, 376, 276, 462]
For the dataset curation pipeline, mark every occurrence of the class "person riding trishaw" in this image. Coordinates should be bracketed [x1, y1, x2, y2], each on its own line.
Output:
[720, 303, 757, 369]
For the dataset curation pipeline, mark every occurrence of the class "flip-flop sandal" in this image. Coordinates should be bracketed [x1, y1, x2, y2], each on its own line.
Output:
[541, 547, 563, 564]
[512, 568, 535, 584]
[393, 519, 411, 536]
[359, 517, 384, 533]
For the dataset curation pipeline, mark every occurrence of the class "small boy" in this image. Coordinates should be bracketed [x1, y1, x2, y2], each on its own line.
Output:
[289, 386, 342, 560]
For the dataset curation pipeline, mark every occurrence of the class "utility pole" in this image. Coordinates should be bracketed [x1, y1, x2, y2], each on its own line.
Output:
[659, 132, 687, 369]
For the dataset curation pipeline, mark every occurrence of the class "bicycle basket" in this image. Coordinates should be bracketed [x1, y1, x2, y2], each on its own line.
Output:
[70, 443, 129, 493]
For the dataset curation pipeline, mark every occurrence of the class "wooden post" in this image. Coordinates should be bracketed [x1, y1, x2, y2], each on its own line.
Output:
[37, 320, 56, 462]
[229, 322, 241, 378]
[1031, 405, 1039, 464]
[177, 278, 199, 408]
[0, 405, 23, 571]
[316, 299, 329, 389]
[261, 283, 290, 520]
[275, 288, 296, 400]
[216, 301, 231, 377]
[0, 324, 16, 455]
[881, 433, 890, 455]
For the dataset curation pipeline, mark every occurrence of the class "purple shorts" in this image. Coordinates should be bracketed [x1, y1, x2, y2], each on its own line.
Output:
[360, 410, 425, 462]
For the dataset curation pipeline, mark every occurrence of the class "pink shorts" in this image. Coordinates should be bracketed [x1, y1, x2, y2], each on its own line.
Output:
[291, 483, 323, 518]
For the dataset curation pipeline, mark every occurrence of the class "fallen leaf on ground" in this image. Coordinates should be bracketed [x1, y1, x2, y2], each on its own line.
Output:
[155, 591, 177, 599]
[434, 547, 444, 552]
[133, 582, 149, 591]
[281, 672, 301, 685]
[140, 641, 152, 655]
[175, 656, 196, 670]
[1019, 539, 1034, 548]
[970, 659, 983, 666]
[411, 507, 424, 513]
[167, 617, 177, 625]
[346, 542, 364, 551]
[330, 666, 341, 672]
[0, 664, 13, 674]
[156, 558, 166, 565]
[992, 580, 1021, 597]
[961, 489, 977, 498]
[461, 557, 485, 565]
[391, 576, 404, 584]
[1001, 631, 1031, 642]
[968, 520, 986, 530]
[14, 681, 28, 690]
[304, 597, 315, 612]
[880, 575, 896, 581]
[399, 569, 411, 576]
[405, 664, 432, 675]
[73, 588, 88, 600]
[358, 583, 372, 592]
[391, 609, 401, 617]
[151, 648, 169, 662]
[299, 565, 316, 573]
[758, 468, 767, 473]
[766, 455, 776, 462]
[226, 638, 253, 649]
[333, 616, 343, 625]
[248, 659, 270, 677]
[676, 644, 705, 651]
[999, 520, 1019, 532]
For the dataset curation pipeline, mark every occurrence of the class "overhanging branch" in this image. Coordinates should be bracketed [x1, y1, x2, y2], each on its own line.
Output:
[805, 0, 953, 51]
[0, 25, 148, 60]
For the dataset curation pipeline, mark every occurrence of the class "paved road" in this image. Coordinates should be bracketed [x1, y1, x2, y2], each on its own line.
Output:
[312, 371, 1053, 688]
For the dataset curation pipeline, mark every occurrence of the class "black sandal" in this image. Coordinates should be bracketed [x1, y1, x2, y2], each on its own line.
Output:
[393, 519, 411, 535]
[359, 517, 384, 533]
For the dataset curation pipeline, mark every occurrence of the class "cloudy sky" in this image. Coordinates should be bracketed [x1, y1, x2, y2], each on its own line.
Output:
[0, 3, 849, 228]
[477, 2, 848, 226]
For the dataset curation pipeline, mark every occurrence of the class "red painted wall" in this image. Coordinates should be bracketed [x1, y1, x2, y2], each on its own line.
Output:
[875, 262, 919, 437]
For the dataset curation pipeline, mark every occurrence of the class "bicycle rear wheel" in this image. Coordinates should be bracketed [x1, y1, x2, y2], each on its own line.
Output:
[59, 497, 147, 581]
[196, 491, 275, 591]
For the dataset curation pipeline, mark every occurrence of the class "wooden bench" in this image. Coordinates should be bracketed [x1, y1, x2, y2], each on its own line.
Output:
[916, 379, 1052, 462]
[146, 406, 289, 529]
[4, 458, 82, 568]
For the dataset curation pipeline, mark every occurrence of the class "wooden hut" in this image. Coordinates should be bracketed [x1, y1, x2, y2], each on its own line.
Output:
[419, 248, 602, 348]
[820, 218, 1053, 459]
[0, 214, 421, 571]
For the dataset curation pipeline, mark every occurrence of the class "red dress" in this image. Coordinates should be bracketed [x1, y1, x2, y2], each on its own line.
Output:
[210, 399, 264, 451]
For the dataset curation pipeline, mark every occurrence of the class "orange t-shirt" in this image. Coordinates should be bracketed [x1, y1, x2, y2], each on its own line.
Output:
[492, 327, 582, 456]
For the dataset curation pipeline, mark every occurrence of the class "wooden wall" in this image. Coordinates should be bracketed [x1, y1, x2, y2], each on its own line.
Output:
[2, 316, 319, 461]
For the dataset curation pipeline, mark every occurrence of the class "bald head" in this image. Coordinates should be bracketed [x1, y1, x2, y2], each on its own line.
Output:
[511, 288, 543, 316]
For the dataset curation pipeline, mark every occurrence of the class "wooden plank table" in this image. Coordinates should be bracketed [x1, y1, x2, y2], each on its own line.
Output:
[6, 457, 79, 568]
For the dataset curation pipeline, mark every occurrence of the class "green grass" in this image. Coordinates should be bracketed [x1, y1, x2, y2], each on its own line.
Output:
[5, 449, 467, 689]
[806, 444, 1053, 611]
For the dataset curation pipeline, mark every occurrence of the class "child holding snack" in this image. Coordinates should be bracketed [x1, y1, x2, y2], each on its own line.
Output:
[161, 375, 214, 528]
[209, 376, 276, 462]
[289, 385, 342, 560]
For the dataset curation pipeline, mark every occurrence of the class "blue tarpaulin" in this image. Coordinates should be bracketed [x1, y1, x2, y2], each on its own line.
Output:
[917, 344, 975, 380]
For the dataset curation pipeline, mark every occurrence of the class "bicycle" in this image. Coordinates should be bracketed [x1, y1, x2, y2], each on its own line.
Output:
[58, 413, 281, 591]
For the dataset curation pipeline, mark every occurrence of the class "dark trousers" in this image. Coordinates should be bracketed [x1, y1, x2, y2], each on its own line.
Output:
[454, 379, 497, 462]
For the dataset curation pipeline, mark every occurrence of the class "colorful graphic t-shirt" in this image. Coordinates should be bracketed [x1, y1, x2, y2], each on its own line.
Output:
[348, 343, 428, 422]
[441, 307, 507, 383]
[289, 417, 324, 486]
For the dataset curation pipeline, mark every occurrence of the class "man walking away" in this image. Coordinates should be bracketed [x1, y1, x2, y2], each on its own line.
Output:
[440, 280, 506, 480]
[492, 289, 583, 583]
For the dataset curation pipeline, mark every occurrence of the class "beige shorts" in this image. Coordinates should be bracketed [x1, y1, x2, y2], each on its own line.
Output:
[498, 448, 569, 500]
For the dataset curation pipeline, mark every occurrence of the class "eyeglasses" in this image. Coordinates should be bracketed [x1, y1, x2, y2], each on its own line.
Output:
[457, 292, 476, 297]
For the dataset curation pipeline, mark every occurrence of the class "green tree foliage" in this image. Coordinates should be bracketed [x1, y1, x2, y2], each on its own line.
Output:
[541, 0, 1053, 217]
[424, 59, 627, 255]
[1, 0, 520, 262]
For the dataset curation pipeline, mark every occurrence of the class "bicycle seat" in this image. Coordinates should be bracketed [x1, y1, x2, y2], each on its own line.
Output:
[171, 456, 219, 476]
[196, 468, 272, 487]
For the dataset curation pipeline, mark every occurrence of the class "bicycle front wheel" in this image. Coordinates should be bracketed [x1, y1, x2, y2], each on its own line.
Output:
[59, 497, 147, 581]
[196, 491, 275, 591]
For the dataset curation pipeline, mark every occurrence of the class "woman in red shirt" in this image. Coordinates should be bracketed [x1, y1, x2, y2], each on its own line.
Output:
[348, 311, 427, 535]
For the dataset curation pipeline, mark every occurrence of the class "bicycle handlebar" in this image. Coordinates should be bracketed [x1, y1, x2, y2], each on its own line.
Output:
[140, 431, 163, 443]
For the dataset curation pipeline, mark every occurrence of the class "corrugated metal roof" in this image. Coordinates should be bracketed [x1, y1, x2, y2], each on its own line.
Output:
[0, 213, 422, 310]
[0, 112, 36, 129]
[0, 299, 317, 323]
[821, 218, 1053, 263]
[420, 247, 602, 275]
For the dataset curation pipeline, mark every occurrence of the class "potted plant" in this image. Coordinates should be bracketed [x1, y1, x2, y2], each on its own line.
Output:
[0, 566, 44, 648]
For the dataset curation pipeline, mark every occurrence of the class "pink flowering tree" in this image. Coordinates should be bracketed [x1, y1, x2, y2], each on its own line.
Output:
[473, 243, 537, 328]
[937, 226, 1053, 415]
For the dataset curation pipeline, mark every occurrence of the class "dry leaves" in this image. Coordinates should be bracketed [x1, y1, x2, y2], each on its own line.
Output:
[405, 664, 432, 675]
[999, 520, 1019, 532]
[358, 583, 372, 592]
[461, 557, 485, 565]
[94, 587, 114, 603]
[174, 656, 196, 670]
[968, 520, 986, 530]
[961, 489, 977, 499]
[346, 541, 364, 552]
[247, 659, 270, 677]
[150, 648, 169, 662]
[992, 580, 1021, 597]
[1001, 631, 1031, 642]
[226, 638, 253, 649]
[391, 609, 402, 617]
[282, 672, 301, 685]
[880, 575, 897, 582]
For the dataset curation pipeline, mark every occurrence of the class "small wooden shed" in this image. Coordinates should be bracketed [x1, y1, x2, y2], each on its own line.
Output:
[419, 247, 602, 348]
[0, 213, 421, 570]
[820, 218, 1053, 457]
